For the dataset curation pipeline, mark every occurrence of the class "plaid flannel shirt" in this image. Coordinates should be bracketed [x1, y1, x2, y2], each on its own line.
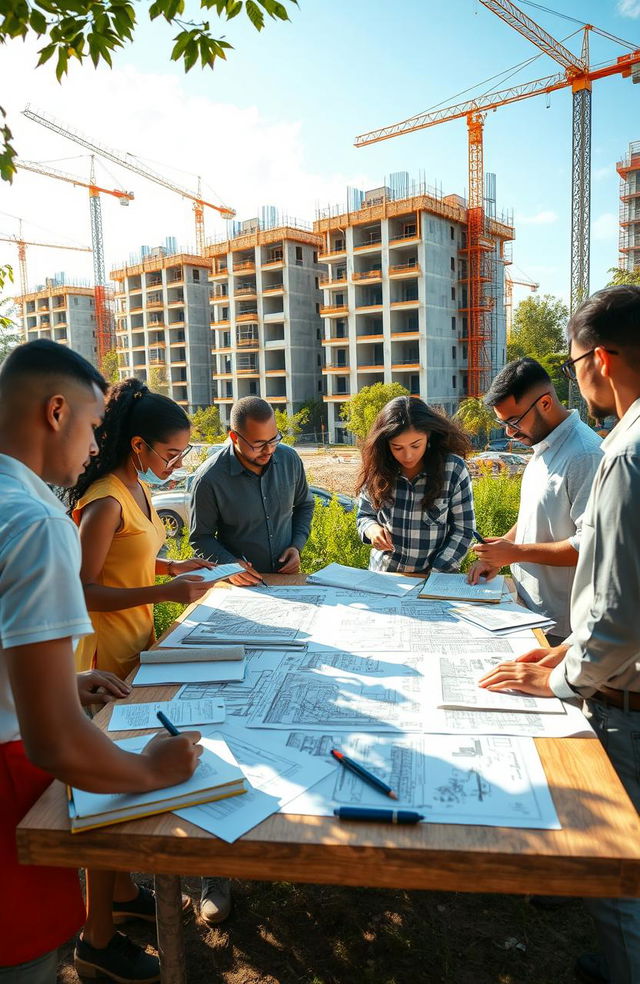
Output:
[357, 453, 475, 573]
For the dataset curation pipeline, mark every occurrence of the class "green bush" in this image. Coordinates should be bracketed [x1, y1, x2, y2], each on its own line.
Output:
[300, 498, 370, 574]
[460, 466, 522, 573]
[153, 528, 193, 638]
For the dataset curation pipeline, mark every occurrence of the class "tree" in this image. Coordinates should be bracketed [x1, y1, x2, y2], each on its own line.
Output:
[190, 405, 226, 443]
[454, 397, 496, 445]
[607, 267, 640, 287]
[0, 265, 20, 364]
[147, 364, 169, 395]
[274, 406, 309, 446]
[0, 0, 298, 181]
[507, 294, 568, 363]
[340, 382, 409, 442]
[100, 348, 120, 384]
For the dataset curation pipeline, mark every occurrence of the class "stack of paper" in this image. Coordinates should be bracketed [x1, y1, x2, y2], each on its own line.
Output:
[107, 698, 226, 732]
[451, 602, 555, 635]
[132, 646, 246, 686]
[418, 572, 505, 604]
[68, 735, 246, 832]
[307, 563, 421, 598]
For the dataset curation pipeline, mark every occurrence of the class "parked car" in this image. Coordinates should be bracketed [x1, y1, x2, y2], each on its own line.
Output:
[484, 437, 531, 453]
[468, 452, 529, 478]
[152, 478, 354, 538]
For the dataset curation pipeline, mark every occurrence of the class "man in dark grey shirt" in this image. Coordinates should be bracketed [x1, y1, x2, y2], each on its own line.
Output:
[189, 397, 314, 585]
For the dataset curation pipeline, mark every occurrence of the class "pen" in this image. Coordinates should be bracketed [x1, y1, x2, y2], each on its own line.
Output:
[472, 529, 487, 544]
[241, 554, 268, 588]
[334, 807, 424, 824]
[331, 748, 398, 800]
[156, 710, 180, 736]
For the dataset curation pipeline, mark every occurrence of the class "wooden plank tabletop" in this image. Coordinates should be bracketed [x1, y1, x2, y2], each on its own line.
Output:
[17, 575, 640, 899]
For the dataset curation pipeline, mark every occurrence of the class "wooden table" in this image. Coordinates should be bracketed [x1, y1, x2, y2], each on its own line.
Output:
[17, 575, 640, 983]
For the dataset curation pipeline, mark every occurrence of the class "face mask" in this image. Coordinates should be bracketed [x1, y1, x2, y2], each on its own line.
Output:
[133, 452, 172, 487]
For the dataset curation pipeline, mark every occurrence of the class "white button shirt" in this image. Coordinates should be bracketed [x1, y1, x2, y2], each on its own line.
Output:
[511, 410, 603, 637]
[0, 454, 93, 744]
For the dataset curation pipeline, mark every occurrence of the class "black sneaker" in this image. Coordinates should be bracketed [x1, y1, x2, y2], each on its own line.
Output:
[74, 932, 160, 983]
[113, 885, 156, 924]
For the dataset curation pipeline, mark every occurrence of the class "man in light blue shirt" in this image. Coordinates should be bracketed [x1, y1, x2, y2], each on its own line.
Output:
[468, 357, 602, 642]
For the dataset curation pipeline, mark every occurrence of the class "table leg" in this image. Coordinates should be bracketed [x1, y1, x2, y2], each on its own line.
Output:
[154, 873, 186, 984]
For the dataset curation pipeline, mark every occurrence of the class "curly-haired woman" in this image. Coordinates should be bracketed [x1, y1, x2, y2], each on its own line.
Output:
[356, 396, 475, 575]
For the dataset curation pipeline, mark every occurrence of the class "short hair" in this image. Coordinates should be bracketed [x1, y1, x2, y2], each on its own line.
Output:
[0, 339, 107, 396]
[484, 357, 551, 407]
[569, 285, 640, 352]
[230, 396, 274, 431]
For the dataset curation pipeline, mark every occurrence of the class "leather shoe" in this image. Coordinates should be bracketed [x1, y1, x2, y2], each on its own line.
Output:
[200, 877, 231, 926]
[574, 952, 609, 984]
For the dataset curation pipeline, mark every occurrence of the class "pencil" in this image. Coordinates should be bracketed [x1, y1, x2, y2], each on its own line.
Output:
[331, 748, 398, 800]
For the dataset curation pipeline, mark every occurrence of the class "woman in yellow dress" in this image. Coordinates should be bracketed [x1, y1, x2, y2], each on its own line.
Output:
[65, 377, 213, 982]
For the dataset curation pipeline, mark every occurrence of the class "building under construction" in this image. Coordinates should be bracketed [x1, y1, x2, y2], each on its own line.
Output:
[17, 277, 102, 366]
[313, 173, 514, 443]
[617, 140, 640, 272]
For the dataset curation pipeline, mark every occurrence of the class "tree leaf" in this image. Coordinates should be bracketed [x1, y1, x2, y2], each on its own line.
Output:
[29, 9, 48, 34]
[245, 0, 264, 30]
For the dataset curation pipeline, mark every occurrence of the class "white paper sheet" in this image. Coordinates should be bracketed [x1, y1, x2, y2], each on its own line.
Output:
[107, 698, 226, 732]
[423, 703, 594, 738]
[434, 655, 565, 713]
[451, 602, 555, 635]
[420, 572, 505, 603]
[132, 659, 245, 686]
[175, 723, 335, 842]
[307, 563, 422, 598]
[190, 563, 246, 583]
[282, 730, 561, 829]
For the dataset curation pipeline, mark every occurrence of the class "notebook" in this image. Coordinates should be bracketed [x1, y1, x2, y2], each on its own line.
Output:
[418, 572, 505, 604]
[68, 734, 246, 833]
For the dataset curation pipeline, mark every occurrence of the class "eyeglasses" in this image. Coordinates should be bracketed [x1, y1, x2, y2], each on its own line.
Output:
[560, 348, 619, 382]
[495, 392, 549, 434]
[142, 438, 193, 469]
[235, 431, 283, 453]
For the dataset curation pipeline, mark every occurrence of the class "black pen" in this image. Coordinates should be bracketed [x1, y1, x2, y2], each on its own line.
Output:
[241, 554, 268, 588]
[472, 529, 487, 544]
[334, 807, 424, 824]
[156, 710, 180, 736]
[331, 749, 398, 799]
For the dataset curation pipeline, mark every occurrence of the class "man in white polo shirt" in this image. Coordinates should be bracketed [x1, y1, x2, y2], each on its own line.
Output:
[0, 341, 202, 984]
[467, 357, 602, 645]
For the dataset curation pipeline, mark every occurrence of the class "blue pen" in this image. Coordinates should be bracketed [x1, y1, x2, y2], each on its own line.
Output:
[156, 710, 180, 736]
[334, 807, 424, 824]
[472, 529, 487, 544]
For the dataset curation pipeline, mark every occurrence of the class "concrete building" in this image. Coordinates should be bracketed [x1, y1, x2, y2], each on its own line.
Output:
[18, 279, 99, 365]
[204, 217, 324, 428]
[313, 174, 514, 443]
[617, 140, 640, 272]
[111, 243, 212, 410]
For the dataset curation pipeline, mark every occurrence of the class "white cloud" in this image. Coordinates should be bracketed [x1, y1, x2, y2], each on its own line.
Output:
[0, 40, 375, 290]
[617, 0, 640, 18]
[516, 210, 558, 226]
[591, 212, 619, 241]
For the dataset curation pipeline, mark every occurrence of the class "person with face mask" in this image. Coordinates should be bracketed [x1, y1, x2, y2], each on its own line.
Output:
[467, 357, 603, 645]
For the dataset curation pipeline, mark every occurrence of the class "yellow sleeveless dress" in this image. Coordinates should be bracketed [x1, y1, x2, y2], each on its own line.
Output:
[72, 473, 166, 679]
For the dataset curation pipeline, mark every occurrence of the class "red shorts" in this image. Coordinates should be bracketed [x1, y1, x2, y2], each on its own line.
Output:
[0, 740, 85, 967]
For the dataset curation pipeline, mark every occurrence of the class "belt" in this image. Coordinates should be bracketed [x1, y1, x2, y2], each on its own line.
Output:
[590, 686, 640, 711]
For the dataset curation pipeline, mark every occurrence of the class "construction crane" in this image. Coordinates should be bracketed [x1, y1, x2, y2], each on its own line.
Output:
[22, 106, 236, 255]
[504, 270, 539, 340]
[355, 27, 640, 395]
[16, 157, 134, 364]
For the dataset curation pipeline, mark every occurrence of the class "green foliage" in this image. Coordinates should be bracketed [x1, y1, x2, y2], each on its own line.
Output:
[153, 529, 193, 637]
[190, 405, 226, 443]
[454, 397, 495, 443]
[0, 0, 298, 182]
[147, 364, 169, 395]
[538, 351, 569, 405]
[299, 399, 327, 435]
[460, 467, 522, 573]
[0, 265, 20, 358]
[100, 348, 120, 384]
[508, 294, 568, 363]
[300, 498, 370, 574]
[275, 406, 309, 445]
[340, 382, 409, 442]
[607, 266, 640, 287]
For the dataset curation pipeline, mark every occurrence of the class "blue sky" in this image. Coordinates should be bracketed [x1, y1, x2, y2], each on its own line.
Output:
[1, 0, 639, 304]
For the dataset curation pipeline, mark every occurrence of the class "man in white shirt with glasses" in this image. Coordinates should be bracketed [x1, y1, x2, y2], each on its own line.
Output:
[468, 357, 602, 644]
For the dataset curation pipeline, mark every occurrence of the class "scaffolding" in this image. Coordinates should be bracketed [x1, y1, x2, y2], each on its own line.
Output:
[617, 140, 640, 271]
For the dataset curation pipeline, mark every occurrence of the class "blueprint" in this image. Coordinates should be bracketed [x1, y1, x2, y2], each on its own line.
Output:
[434, 655, 565, 714]
[281, 730, 561, 829]
[423, 704, 594, 739]
[184, 591, 318, 646]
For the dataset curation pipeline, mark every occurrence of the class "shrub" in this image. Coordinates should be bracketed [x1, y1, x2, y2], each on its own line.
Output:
[300, 498, 370, 574]
[460, 466, 522, 573]
[153, 528, 193, 638]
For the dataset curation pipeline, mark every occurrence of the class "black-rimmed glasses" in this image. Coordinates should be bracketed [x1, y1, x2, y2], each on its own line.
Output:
[235, 431, 283, 453]
[560, 348, 619, 382]
[142, 438, 193, 469]
[495, 392, 549, 434]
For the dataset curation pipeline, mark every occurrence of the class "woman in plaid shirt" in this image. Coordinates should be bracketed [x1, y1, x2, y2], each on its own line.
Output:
[356, 396, 475, 574]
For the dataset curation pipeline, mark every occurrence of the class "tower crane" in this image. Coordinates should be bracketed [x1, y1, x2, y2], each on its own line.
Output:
[22, 106, 235, 255]
[15, 157, 134, 363]
[354, 6, 640, 396]
[504, 269, 539, 340]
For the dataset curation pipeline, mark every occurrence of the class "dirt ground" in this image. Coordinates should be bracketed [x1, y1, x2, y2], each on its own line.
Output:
[298, 449, 362, 497]
[58, 876, 596, 983]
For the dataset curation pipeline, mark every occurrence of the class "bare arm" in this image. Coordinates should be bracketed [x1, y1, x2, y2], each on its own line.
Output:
[7, 637, 202, 793]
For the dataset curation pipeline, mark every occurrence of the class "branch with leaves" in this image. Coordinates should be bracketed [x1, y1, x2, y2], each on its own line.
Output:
[0, 0, 297, 181]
